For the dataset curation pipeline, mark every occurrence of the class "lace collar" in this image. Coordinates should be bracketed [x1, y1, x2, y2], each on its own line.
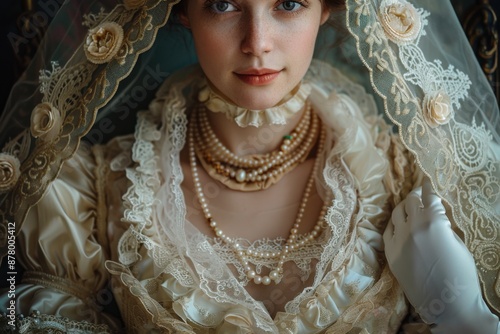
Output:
[197, 79, 312, 128]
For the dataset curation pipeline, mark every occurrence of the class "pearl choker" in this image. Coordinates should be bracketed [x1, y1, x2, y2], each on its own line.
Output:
[188, 108, 329, 285]
[192, 102, 319, 191]
[198, 81, 312, 128]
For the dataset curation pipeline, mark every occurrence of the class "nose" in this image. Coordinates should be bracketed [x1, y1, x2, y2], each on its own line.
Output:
[240, 13, 272, 56]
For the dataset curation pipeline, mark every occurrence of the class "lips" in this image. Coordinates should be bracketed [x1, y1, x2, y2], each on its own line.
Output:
[234, 68, 281, 86]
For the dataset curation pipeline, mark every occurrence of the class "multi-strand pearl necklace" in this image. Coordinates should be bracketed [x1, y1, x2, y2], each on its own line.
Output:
[188, 108, 329, 285]
[192, 102, 319, 191]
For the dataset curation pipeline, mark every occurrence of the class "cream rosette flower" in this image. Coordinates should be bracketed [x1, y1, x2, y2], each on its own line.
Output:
[84, 22, 124, 64]
[123, 0, 147, 10]
[30, 102, 63, 142]
[0, 153, 21, 193]
[380, 0, 421, 43]
[422, 91, 453, 128]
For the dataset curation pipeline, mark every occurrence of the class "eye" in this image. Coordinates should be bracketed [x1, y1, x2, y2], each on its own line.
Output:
[209, 1, 237, 13]
[276, 1, 304, 12]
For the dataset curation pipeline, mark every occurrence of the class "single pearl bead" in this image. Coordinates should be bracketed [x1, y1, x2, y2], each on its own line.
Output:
[269, 270, 279, 280]
[235, 169, 246, 183]
[262, 276, 271, 285]
[253, 276, 262, 284]
[247, 271, 256, 279]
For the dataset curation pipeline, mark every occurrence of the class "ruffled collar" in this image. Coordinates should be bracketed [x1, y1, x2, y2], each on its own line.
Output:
[197, 79, 312, 128]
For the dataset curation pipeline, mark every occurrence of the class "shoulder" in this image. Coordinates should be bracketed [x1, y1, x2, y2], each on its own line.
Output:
[307, 60, 421, 206]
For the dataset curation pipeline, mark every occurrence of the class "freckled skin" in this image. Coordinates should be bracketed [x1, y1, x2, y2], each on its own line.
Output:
[182, 0, 330, 110]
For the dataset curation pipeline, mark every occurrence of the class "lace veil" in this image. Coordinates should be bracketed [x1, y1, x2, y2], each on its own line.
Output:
[0, 0, 498, 317]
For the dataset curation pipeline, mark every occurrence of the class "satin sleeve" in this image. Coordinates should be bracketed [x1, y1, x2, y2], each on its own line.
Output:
[0, 144, 121, 333]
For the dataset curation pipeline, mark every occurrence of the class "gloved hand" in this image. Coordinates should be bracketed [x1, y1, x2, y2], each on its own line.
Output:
[384, 178, 499, 333]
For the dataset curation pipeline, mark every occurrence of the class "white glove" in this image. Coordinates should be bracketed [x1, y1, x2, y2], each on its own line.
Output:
[384, 178, 499, 333]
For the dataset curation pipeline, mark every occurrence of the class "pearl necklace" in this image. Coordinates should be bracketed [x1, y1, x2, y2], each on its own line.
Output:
[193, 102, 319, 191]
[188, 110, 329, 285]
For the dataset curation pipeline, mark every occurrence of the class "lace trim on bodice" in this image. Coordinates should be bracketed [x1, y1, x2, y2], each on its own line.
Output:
[213, 231, 329, 286]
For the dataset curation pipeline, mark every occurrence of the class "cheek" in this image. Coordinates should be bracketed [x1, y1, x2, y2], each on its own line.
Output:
[300, 26, 321, 56]
[193, 27, 236, 76]
[287, 26, 320, 70]
[282, 20, 320, 57]
[193, 32, 220, 60]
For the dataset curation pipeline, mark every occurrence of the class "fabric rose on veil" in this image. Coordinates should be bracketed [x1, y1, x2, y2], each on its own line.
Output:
[422, 91, 453, 128]
[84, 22, 124, 64]
[380, 0, 421, 43]
[30, 102, 63, 142]
[0, 153, 21, 193]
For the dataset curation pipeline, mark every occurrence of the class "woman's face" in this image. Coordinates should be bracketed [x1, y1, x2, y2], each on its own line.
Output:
[182, 0, 330, 110]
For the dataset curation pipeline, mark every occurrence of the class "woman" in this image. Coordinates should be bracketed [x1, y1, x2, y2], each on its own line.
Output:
[0, 0, 499, 332]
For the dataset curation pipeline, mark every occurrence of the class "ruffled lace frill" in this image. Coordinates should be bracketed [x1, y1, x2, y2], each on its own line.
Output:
[198, 80, 312, 128]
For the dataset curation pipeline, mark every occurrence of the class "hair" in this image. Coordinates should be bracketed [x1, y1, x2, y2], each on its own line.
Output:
[324, 0, 346, 12]
[321, 0, 349, 49]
